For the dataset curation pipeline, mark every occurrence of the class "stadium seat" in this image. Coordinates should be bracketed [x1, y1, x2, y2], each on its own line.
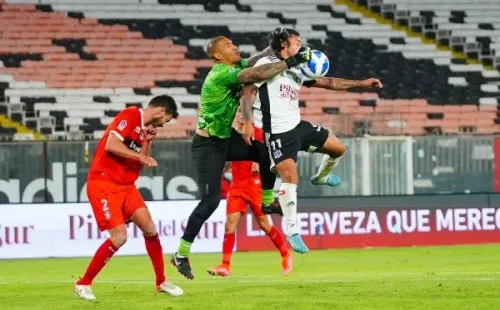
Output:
[1, 0, 500, 138]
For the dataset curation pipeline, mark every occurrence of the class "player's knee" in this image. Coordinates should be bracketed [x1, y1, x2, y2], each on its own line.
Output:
[324, 136, 346, 158]
[201, 192, 221, 209]
[276, 162, 298, 184]
[256, 216, 271, 233]
[142, 221, 157, 237]
[224, 221, 237, 234]
[330, 142, 346, 158]
[191, 194, 220, 224]
[110, 229, 128, 248]
[225, 213, 240, 234]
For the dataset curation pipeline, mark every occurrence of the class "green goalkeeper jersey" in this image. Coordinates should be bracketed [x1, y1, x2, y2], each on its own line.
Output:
[197, 59, 247, 139]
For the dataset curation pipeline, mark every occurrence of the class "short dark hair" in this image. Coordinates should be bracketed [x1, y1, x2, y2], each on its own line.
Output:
[268, 27, 300, 52]
[148, 95, 179, 119]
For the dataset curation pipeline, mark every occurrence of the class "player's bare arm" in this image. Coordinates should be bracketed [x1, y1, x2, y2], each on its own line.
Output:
[239, 84, 258, 145]
[246, 46, 274, 67]
[105, 134, 157, 167]
[236, 46, 312, 84]
[140, 126, 157, 157]
[236, 61, 288, 84]
[240, 84, 257, 122]
[310, 77, 383, 90]
[251, 162, 260, 175]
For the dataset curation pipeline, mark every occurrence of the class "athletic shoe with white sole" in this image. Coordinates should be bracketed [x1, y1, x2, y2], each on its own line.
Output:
[74, 284, 96, 301]
[157, 281, 183, 297]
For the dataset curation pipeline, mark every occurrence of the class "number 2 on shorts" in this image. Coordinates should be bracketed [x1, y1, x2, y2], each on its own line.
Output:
[101, 199, 111, 220]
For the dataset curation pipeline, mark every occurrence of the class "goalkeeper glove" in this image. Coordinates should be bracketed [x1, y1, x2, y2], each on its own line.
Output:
[285, 46, 311, 68]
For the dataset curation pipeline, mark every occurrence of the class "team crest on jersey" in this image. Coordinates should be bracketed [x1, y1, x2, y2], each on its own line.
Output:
[229, 67, 236, 73]
[118, 120, 127, 131]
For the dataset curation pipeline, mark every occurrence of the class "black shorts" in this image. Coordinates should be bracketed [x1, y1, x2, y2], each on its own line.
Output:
[264, 120, 329, 169]
[191, 129, 276, 197]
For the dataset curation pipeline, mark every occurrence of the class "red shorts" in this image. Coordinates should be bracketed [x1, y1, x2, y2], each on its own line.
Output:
[227, 187, 263, 217]
[87, 179, 146, 231]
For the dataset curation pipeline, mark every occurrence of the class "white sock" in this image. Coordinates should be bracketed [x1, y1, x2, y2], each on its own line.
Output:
[278, 183, 298, 237]
[315, 154, 342, 180]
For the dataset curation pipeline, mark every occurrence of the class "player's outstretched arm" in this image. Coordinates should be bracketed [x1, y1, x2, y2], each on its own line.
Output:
[308, 77, 383, 90]
[246, 46, 274, 68]
[105, 134, 157, 167]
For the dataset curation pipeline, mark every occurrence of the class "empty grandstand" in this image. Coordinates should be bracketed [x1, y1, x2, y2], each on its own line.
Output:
[0, 0, 499, 141]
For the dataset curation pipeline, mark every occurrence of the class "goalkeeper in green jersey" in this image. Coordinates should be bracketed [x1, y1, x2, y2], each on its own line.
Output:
[171, 34, 311, 279]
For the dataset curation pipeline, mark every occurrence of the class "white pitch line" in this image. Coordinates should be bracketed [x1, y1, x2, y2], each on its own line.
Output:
[0, 277, 497, 286]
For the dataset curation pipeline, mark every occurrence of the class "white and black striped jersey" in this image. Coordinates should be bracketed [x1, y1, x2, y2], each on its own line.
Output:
[252, 55, 314, 134]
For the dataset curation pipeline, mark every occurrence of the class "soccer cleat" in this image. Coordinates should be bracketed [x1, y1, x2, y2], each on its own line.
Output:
[287, 234, 309, 254]
[74, 284, 96, 301]
[157, 281, 184, 297]
[207, 264, 231, 277]
[261, 201, 283, 216]
[310, 174, 342, 187]
[281, 252, 292, 276]
[170, 253, 194, 280]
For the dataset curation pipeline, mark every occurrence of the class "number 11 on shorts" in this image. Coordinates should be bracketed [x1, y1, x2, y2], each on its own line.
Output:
[271, 138, 282, 159]
[270, 138, 282, 151]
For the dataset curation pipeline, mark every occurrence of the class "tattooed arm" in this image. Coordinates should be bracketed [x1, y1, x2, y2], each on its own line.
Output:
[236, 47, 312, 84]
[236, 61, 287, 84]
[239, 84, 257, 122]
[306, 77, 383, 90]
[239, 84, 258, 145]
[245, 46, 274, 67]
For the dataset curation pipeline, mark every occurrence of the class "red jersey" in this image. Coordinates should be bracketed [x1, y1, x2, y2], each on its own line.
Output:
[229, 161, 261, 190]
[88, 107, 145, 185]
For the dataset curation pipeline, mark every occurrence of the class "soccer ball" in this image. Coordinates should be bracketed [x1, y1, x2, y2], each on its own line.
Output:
[300, 49, 330, 80]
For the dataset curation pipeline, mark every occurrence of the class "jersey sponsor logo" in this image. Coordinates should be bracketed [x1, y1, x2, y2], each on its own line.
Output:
[129, 141, 142, 152]
[279, 84, 299, 101]
[118, 120, 127, 131]
[134, 126, 141, 134]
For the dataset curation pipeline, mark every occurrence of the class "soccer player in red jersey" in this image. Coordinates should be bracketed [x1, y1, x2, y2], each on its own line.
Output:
[74, 95, 182, 301]
[207, 109, 291, 277]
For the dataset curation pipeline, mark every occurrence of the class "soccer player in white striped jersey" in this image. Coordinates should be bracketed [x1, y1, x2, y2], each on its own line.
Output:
[239, 27, 383, 253]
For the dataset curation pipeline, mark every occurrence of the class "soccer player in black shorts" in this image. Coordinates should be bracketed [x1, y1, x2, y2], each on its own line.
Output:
[240, 27, 383, 253]
[171, 35, 312, 279]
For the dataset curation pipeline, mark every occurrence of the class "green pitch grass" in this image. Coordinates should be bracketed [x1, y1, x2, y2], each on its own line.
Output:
[0, 244, 499, 310]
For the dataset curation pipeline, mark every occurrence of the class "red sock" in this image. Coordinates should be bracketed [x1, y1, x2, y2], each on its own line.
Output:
[144, 234, 166, 286]
[267, 226, 288, 257]
[77, 239, 118, 285]
[221, 233, 235, 266]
